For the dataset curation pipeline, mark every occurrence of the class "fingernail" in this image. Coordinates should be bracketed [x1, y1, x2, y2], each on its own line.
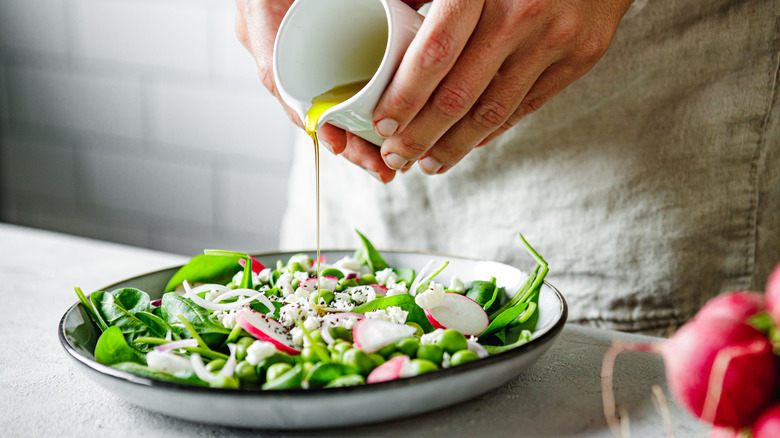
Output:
[384, 153, 408, 170]
[419, 156, 442, 175]
[376, 119, 399, 138]
[365, 169, 384, 183]
[320, 141, 335, 155]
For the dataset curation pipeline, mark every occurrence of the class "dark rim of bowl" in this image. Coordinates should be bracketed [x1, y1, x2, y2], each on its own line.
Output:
[58, 249, 568, 397]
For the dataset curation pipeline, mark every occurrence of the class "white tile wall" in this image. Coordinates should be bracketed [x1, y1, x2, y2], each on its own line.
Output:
[0, 0, 296, 255]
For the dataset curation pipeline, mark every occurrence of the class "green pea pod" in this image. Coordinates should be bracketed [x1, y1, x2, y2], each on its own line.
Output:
[262, 364, 304, 390]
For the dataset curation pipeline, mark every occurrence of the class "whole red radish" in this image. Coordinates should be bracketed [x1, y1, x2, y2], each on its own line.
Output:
[753, 404, 780, 438]
[602, 316, 776, 431]
[707, 427, 739, 438]
[693, 291, 765, 324]
[765, 263, 780, 326]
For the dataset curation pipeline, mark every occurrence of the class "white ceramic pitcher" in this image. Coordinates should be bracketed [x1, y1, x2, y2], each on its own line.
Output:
[273, 0, 424, 146]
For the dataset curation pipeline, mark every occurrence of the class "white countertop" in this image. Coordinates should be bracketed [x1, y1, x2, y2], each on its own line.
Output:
[0, 223, 709, 437]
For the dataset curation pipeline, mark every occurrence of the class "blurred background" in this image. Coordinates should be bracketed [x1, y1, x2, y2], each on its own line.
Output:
[0, 0, 298, 255]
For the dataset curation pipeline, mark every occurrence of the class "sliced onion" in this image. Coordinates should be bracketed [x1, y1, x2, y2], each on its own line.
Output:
[154, 338, 199, 352]
[146, 351, 193, 374]
[409, 260, 437, 297]
[218, 343, 237, 377]
[345, 272, 358, 280]
[320, 312, 365, 345]
[183, 280, 270, 312]
[466, 337, 489, 359]
[190, 283, 230, 295]
[150, 298, 162, 308]
[190, 353, 216, 383]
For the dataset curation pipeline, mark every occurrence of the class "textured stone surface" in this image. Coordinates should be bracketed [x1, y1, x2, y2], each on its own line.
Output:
[0, 224, 708, 437]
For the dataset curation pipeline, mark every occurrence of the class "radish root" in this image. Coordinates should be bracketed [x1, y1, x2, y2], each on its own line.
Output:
[651, 384, 675, 438]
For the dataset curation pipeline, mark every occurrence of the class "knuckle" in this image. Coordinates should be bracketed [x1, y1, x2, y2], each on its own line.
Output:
[419, 28, 458, 69]
[516, 96, 545, 117]
[578, 37, 609, 65]
[432, 83, 473, 118]
[549, 14, 581, 46]
[257, 63, 275, 92]
[505, 0, 544, 26]
[471, 98, 512, 130]
[387, 89, 423, 114]
[394, 135, 430, 158]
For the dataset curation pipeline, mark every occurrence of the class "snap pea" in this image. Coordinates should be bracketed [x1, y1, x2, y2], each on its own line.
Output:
[341, 348, 373, 376]
[266, 362, 293, 382]
[205, 358, 226, 373]
[209, 375, 240, 389]
[306, 362, 355, 388]
[262, 363, 304, 390]
[407, 358, 438, 376]
[235, 360, 259, 385]
[450, 350, 479, 367]
[256, 354, 295, 380]
[320, 268, 344, 279]
[301, 344, 330, 363]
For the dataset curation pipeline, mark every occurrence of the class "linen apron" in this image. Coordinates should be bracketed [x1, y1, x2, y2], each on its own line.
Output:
[280, 0, 780, 334]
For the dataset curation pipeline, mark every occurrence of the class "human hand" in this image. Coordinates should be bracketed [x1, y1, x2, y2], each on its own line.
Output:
[371, 0, 634, 175]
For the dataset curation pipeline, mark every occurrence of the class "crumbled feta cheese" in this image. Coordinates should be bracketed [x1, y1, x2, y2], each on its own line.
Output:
[348, 285, 376, 304]
[415, 282, 445, 309]
[333, 256, 362, 272]
[442, 352, 451, 368]
[293, 271, 310, 284]
[448, 275, 466, 293]
[334, 292, 351, 302]
[245, 340, 277, 366]
[375, 268, 398, 287]
[290, 326, 305, 347]
[278, 301, 317, 327]
[258, 268, 273, 284]
[289, 254, 312, 271]
[303, 316, 320, 332]
[386, 282, 409, 296]
[420, 328, 444, 345]
[333, 299, 356, 312]
[276, 272, 295, 297]
[214, 305, 250, 329]
[365, 306, 408, 325]
[294, 287, 310, 301]
[333, 316, 360, 330]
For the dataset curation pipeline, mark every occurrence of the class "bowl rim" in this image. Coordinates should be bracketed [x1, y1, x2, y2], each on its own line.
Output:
[59, 248, 568, 397]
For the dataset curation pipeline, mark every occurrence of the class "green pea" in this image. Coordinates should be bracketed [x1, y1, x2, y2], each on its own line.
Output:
[395, 337, 420, 357]
[205, 358, 226, 373]
[336, 278, 359, 291]
[329, 341, 352, 361]
[406, 322, 424, 337]
[376, 343, 397, 358]
[265, 362, 293, 382]
[321, 268, 344, 279]
[306, 362, 349, 388]
[416, 344, 444, 366]
[235, 360, 259, 385]
[407, 358, 438, 376]
[358, 274, 377, 285]
[309, 328, 326, 345]
[368, 353, 385, 368]
[209, 375, 240, 389]
[450, 349, 479, 367]
[436, 329, 468, 354]
[302, 344, 330, 363]
[262, 364, 304, 390]
[256, 354, 295, 379]
[324, 374, 366, 388]
[341, 348, 373, 375]
[329, 326, 353, 343]
[310, 289, 335, 306]
[235, 336, 255, 361]
[288, 262, 306, 273]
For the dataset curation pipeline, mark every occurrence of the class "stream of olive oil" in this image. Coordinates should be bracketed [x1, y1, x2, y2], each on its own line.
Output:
[304, 79, 370, 284]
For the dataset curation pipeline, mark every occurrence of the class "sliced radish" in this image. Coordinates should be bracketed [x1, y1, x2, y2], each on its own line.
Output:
[238, 256, 266, 274]
[236, 310, 300, 355]
[424, 293, 489, 336]
[367, 355, 411, 384]
[352, 319, 417, 354]
[311, 255, 326, 267]
[300, 275, 339, 292]
[368, 284, 388, 297]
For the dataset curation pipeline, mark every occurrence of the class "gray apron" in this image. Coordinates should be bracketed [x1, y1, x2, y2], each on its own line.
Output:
[281, 0, 780, 334]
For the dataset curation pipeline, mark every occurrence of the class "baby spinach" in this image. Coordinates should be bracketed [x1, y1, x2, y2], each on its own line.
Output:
[111, 362, 207, 386]
[74, 287, 108, 332]
[466, 278, 502, 314]
[483, 329, 533, 355]
[109, 287, 151, 315]
[164, 254, 243, 292]
[352, 294, 435, 333]
[158, 293, 230, 347]
[353, 229, 389, 272]
[90, 290, 158, 351]
[95, 326, 146, 366]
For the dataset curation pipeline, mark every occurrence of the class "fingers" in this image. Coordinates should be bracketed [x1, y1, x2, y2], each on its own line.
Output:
[372, 0, 484, 141]
[340, 133, 396, 183]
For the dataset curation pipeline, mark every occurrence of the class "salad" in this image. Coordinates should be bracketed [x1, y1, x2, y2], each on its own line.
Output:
[74, 232, 548, 390]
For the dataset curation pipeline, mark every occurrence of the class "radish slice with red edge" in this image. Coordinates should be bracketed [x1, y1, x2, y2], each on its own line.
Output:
[368, 284, 387, 297]
[238, 256, 266, 274]
[236, 310, 300, 354]
[424, 293, 489, 336]
[367, 355, 411, 384]
[320, 312, 365, 345]
[352, 319, 417, 354]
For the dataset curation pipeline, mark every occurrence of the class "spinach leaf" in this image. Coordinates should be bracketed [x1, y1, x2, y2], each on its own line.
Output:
[95, 326, 146, 366]
[352, 294, 435, 333]
[91, 290, 157, 351]
[394, 267, 415, 285]
[483, 330, 533, 355]
[134, 311, 174, 339]
[74, 287, 108, 332]
[480, 302, 530, 338]
[111, 362, 207, 386]
[466, 278, 501, 314]
[158, 293, 230, 347]
[110, 287, 151, 315]
[353, 229, 389, 272]
[164, 254, 243, 292]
